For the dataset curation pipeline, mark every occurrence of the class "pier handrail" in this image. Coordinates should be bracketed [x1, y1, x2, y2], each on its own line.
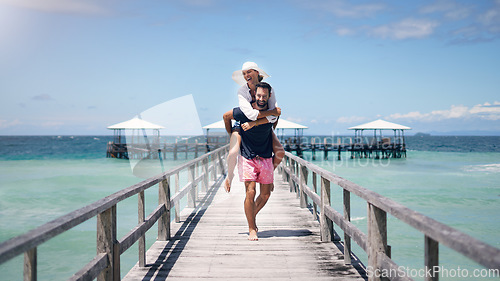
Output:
[279, 151, 500, 281]
[0, 144, 229, 281]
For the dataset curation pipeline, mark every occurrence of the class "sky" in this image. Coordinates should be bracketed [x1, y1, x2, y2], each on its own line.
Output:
[1, 0, 499, 136]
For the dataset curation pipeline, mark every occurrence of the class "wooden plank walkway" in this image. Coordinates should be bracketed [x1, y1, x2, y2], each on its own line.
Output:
[123, 170, 367, 281]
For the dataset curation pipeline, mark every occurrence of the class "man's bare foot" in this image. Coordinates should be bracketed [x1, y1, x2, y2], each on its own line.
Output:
[248, 229, 258, 241]
[224, 178, 231, 192]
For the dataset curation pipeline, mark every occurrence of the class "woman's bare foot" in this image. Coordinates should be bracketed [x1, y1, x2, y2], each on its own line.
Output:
[224, 178, 231, 192]
[248, 229, 258, 241]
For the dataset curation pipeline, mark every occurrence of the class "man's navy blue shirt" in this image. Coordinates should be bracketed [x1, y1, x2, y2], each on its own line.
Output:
[233, 107, 273, 159]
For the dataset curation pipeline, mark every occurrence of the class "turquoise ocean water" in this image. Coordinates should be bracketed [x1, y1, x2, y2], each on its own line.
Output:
[0, 135, 499, 280]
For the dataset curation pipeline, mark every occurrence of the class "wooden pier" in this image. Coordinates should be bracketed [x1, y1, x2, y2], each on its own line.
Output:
[122, 167, 365, 280]
[283, 137, 407, 160]
[1, 145, 500, 281]
[106, 136, 229, 160]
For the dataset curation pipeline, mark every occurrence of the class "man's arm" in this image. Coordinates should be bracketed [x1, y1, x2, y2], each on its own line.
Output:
[256, 107, 280, 119]
[242, 107, 281, 131]
[241, 116, 268, 131]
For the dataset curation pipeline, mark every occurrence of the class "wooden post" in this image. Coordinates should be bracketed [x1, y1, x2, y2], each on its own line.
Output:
[174, 140, 178, 160]
[288, 159, 295, 193]
[138, 191, 145, 267]
[425, 235, 439, 281]
[312, 138, 316, 160]
[343, 189, 352, 265]
[279, 155, 285, 181]
[202, 157, 209, 192]
[97, 205, 117, 281]
[175, 173, 180, 223]
[195, 140, 198, 158]
[188, 165, 196, 208]
[299, 165, 308, 208]
[24, 248, 36, 281]
[294, 160, 300, 197]
[367, 203, 387, 281]
[320, 176, 333, 242]
[215, 151, 220, 177]
[211, 154, 216, 182]
[293, 159, 298, 193]
[218, 151, 226, 176]
[338, 144, 341, 161]
[312, 172, 318, 220]
[324, 138, 328, 160]
[158, 177, 171, 240]
[195, 162, 199, 192]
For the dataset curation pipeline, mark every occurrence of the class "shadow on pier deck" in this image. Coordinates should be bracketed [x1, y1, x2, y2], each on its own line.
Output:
[123, 170, 366, 280]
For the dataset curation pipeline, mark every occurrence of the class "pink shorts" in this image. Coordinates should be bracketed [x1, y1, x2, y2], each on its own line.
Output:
[238, 155, 274, 184]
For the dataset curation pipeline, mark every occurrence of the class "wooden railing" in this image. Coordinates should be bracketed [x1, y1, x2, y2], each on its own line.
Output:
[279, 151, 500, 281]
[0, 144, 229, 281]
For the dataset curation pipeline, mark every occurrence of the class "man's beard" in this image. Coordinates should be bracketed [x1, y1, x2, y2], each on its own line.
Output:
[256, 101, 268, 110]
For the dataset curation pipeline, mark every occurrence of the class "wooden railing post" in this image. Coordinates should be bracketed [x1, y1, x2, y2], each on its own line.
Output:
[175, 173, 180, 223]
[214, 152, 220, 177]
[218, 151, 226, 176]
[24, 247, 36, 281]
[202, 158, 208, 192]
[299, 165, 308, 208]
[188, 165, 196, 208]
[367, 203, 387, 281]
[211, 154, 216, 182]
[294, 160, 300, 196]
[138, 191, 146, 267]
[281, 155, 288, 181]
[194, 140, 198, 158]
[174, 140, 178, 160]
[312, 172, 318, 220]
[195, 162, 199, 187]
[425, 235, 439, 281]
[343, 189, 352, 264]
[320, 176, 333, 242]
[97, 205, 117, 281]
[158, 177, 171, 241]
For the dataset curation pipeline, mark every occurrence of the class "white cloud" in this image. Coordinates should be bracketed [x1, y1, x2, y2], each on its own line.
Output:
[478, 0, 500, 34]
[388, 102, 500, 122]
[335, 27, 355, 36]
[0, 119, 22, 129]
[420, 0, 472, 20]
[370, 18, 439, 39]
[0, 0, 109, 15]
[298, 0, 386, 18]
[469, 101, 500, 120]
[293, 0, 500, 43]
[285, 116, 304, 123]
